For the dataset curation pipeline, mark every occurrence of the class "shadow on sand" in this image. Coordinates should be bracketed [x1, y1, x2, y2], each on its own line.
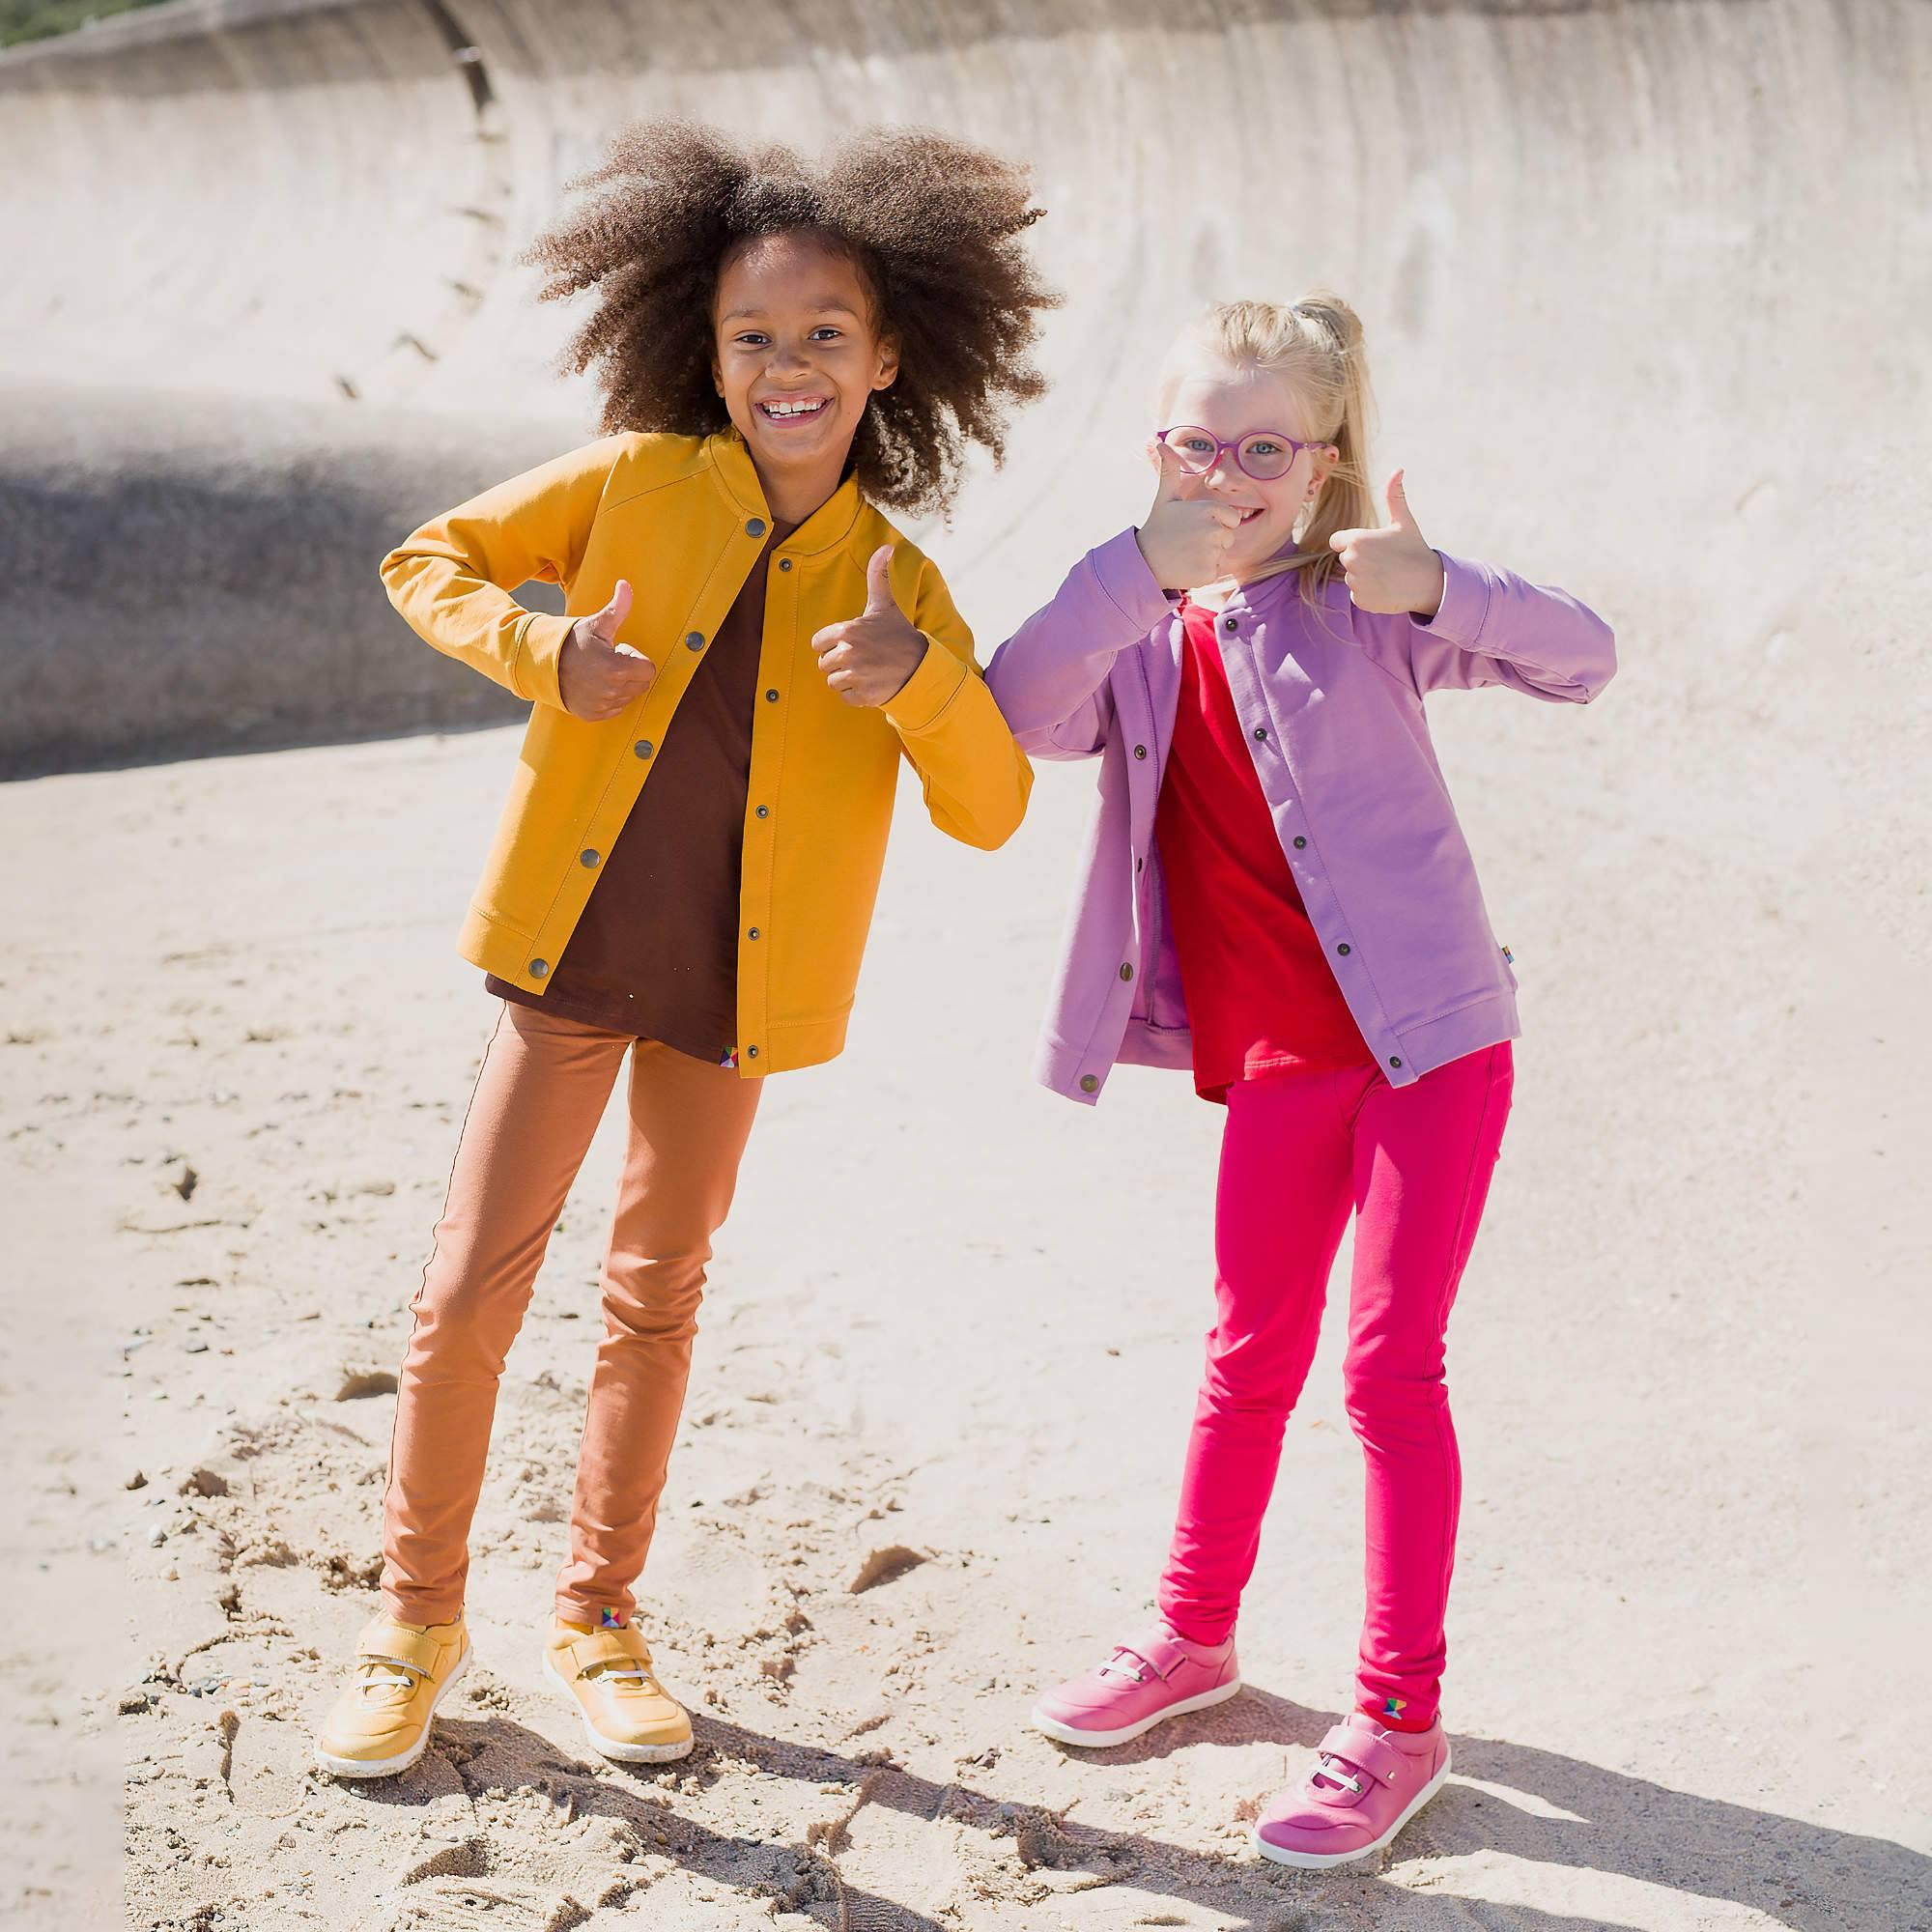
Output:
[339, 1688, 1928, 1931]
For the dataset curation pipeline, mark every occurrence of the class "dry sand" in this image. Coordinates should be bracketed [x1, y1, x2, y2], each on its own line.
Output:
[2, 703, 1926, 1930]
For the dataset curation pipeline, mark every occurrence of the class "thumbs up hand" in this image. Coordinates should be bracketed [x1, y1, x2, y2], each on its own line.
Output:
[1327, 470, 1445, 616]
[811, 545, 928, 707]
[558, 579, 658, 721]
[1134, 438, 1240, 591]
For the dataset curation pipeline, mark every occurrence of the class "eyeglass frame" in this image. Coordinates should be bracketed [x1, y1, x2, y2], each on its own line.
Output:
[1155, 424, 1335, 483]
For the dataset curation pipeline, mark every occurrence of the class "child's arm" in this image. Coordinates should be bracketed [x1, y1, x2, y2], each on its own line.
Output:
[880, 552, 1035, 851]
[1376, 554, 1617, 703]
[379, 438, 629, 713]
[982, 530, 1172, 758]
[1333, 474, 1615, 704]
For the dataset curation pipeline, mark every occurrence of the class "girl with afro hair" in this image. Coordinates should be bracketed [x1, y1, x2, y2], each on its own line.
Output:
[315, 121, 1052, 1780]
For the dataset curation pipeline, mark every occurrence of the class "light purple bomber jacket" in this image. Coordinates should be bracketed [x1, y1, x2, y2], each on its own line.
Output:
[982, 530, 1616, 1104]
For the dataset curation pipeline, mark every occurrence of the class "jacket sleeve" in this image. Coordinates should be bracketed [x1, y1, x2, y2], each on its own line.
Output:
[879, 551, 1035, 852]
[378, 437, 631, 714]
[1351, 552, 1617, 704]
[982, 528, 1173, 759]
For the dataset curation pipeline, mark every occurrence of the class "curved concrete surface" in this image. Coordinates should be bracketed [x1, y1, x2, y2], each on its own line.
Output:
[1, 0, 1925, 774]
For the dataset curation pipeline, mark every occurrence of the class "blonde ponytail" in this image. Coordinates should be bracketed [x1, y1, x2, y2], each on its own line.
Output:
[1165, 292, 1377, 604]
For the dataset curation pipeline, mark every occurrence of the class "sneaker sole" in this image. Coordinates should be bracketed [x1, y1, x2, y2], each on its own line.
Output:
[1250, 1742, 1453, 1869]
[540, 1652, 694, 1764]
[312, 1642, 471, 1780]
[1031, 1675, 1242, 1749]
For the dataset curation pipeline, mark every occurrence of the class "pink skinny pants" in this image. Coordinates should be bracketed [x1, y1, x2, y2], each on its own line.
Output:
[1157, 1042, 1514, 1728]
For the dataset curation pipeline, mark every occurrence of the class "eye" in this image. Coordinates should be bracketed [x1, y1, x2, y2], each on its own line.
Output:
[809, 327, 845, 342]
[732, 331, 771, 349]
[1179, 436, 1214, 454]
[1247, 440, 1284, 458]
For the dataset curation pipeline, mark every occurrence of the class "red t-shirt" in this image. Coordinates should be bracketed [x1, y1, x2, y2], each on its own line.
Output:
[1154, 597, 1368, 1100]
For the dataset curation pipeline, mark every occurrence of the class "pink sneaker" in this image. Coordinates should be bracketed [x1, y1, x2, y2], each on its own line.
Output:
[1030, 1624, 1240, 1747]
[1253, 1711, 1452, 1867]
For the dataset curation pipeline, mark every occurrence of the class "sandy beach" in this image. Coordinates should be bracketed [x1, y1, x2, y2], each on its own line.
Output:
[3, 701, 1926, 1928]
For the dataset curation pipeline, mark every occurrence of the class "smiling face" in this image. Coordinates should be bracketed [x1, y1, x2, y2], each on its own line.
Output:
[1156, 357, 1338, 582]
[712, 230, 899, 523]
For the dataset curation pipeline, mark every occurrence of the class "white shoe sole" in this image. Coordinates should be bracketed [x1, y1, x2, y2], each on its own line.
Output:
[541, 1652, 694, 1764]
[1250, 1743, 1453, 1868]
[1031, 1674, 1242, 1749]
[312, 1642, 471, 1780]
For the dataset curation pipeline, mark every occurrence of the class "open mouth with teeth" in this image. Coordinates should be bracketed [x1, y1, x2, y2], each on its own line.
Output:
[1237, 506, 1266, 524]
[757, 395, 832, 423]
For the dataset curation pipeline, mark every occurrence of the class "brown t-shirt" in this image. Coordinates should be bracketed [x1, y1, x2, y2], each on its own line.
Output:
[488, 518, 797, 1061]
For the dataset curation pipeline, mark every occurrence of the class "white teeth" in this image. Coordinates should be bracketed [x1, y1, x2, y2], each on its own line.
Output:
[762, 398, 827, 418]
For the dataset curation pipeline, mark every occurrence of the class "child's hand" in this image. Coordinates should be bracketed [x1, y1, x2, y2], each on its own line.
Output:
[1328, 471, 1446, 617]
[1135, 440, 1239, 589]
[558, 579, 658, 721]
[811, 546, 928, 707]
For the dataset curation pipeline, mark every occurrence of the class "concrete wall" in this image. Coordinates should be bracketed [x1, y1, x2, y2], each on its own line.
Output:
[3, 0, 1925, 776]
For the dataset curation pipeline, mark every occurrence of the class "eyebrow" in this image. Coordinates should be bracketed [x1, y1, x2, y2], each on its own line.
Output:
[721, 298, 864, 323]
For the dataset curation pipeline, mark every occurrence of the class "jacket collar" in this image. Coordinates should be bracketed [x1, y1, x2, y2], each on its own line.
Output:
[704, 427, 866, 557]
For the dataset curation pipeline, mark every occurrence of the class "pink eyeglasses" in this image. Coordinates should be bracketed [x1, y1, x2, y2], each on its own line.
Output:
[1156, 424, 1331, 483]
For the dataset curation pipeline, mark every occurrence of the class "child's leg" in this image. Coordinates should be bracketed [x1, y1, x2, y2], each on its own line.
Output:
[1342, 1041, 1514, 1730]
[554, 1038, 763, 1628]
[1157, 1066, 1357, 1645]
[381, 1003, 632, 1626]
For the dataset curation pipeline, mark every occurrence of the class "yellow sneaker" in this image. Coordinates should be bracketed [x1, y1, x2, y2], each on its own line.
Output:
[542, 1618, 693, 1763]
[313, 1615, 469, 1779]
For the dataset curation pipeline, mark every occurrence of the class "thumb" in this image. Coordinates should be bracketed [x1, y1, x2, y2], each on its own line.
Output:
[1384, 470, 1414, 530]
[864, 544, 898, 616]
[1152, 436, 1187, 496]
[586, 577, 633, 639]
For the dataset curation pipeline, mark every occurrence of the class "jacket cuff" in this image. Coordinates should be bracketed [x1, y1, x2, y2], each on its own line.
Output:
[1092, 527, 1180, 629]
[1409, 551, 1491, 648]
[883, 636, 967, 735]
[514, 611, 574, 711]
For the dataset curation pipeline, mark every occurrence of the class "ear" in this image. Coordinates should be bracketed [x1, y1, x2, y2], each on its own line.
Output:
[1308, 443, 1341, 492]
[872, 332, 900, 392]
[712, 359, 724, 398]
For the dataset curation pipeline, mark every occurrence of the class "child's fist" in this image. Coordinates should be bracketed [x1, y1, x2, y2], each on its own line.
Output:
[558, 579, 657, 721]
[1134, 439, 1239, 590]
[810, 546, 928, 707]
[1328, 471, 1445, 617]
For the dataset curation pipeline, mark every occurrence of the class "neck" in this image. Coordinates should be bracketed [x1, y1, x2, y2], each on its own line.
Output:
[752, 450, 852, 526]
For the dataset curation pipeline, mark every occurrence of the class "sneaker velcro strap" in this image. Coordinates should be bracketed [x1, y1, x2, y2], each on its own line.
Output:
[563, 1629, 654, 1678]
[355, 1620, 448, 1678]
[1318, 1722, 1408, 1787]
[1117, 1625, 1192, 1681]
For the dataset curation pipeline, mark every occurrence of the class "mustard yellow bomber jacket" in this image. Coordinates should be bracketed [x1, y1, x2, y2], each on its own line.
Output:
[380, 428, 1033, 1077]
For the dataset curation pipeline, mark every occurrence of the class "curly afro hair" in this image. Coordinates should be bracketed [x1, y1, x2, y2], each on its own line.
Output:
[523, 120, 1059, 518]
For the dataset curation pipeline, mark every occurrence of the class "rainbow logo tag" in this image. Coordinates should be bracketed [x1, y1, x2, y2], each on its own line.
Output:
[600, 1607, 625, 1630]
[1382, 1695, 1406, 1719]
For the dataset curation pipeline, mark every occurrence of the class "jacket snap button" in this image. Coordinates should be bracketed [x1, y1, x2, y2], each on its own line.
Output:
[746, 517, 766, 537]
[686, 631, 705, 651]
[778, 557, 792, 571]
[1252, 725, 1267, 741]
[580, 849, 600, 867]
[1079, 1074, 1098, 1094]
[1336, 943, 1351, 956]
[747, 1044, 759, 1058]
[1293, 835, 1307, 848]
[755, 806, 769, 819]
[528, 959, 549, 979]
[1133, 744, 1148, 759]
[748, 927, 760, 940]
[1389, 1056, 1403, 1068]
[1119, 963, 1134, 981]
[1223, 615, 1237, 632]
[765, 689, 780, 703]
[634, 739, 654, 759]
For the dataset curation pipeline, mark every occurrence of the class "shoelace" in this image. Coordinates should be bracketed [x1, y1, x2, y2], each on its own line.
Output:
[351, 1654, 428, 1707]
[1094, 1647, 1153, 1685]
